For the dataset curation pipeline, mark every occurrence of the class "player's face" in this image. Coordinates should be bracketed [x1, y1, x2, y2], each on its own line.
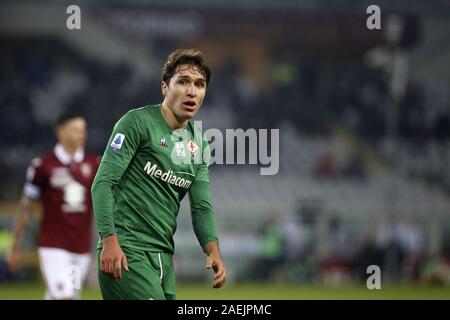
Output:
[161, 64, 207, 121]
[57, 118, 87, 150]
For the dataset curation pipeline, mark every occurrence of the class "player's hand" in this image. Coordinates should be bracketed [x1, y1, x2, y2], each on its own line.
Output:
[100, 234, 129, 280]
[206, 254, 227, 289]
[5, 248, 20, 272]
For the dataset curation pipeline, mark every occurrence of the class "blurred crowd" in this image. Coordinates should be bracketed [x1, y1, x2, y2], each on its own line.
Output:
[1, 36, 450, 193]
[250, 209, 450, 285]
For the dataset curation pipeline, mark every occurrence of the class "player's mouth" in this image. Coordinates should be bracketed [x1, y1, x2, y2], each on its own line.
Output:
[182, 100, 196, 111]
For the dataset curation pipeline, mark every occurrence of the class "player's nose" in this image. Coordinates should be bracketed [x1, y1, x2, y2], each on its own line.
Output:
[186, 84, 197, 97]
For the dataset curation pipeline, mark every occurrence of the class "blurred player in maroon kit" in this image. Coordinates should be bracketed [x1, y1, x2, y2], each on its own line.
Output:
[6, 112, 99, 300]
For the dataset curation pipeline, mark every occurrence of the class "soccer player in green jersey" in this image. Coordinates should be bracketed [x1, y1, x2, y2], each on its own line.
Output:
[91, 48, 226, 300]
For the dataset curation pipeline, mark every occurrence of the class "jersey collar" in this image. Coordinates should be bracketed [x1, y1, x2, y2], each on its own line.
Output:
[54, 144, 85, 165]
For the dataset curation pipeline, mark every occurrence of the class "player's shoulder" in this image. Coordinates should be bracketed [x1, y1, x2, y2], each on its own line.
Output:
[32, 150, 55, 165]
[118, 105, 159, 125]
[27, 149, 57, 170]
[125, 105, 158, 118]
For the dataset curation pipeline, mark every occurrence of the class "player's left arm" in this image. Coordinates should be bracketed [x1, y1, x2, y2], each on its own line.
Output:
[188, 134, 226, 288]
[189, 182, 227, 289]
[204, 240, 226, 289]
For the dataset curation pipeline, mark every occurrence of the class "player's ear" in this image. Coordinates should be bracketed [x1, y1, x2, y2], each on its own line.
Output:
[161, 81, 168, 96]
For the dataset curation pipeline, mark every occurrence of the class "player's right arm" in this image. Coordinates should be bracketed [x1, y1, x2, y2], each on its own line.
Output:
[6, 194, 35, 272]
[7, 156, 44, 272]
[91, 111, 142, 279]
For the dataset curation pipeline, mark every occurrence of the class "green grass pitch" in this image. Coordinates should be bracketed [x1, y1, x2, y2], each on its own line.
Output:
[0, 282, 449, 300]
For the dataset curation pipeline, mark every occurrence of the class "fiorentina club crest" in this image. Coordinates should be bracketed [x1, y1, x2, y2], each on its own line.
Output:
[187, 140, 198, 158]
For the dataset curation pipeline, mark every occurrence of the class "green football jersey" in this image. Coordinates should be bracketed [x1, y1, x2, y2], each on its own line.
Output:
[92, 104, 218, 253]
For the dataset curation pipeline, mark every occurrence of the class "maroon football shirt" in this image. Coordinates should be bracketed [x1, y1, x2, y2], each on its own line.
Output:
[24, 144, 99, 254]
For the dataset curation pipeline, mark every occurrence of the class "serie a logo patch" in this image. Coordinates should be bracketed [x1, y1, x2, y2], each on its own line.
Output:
[110, 133, 125, 152]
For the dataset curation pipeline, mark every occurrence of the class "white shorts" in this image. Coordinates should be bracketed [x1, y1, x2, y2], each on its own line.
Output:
[37, 247, 91, 300]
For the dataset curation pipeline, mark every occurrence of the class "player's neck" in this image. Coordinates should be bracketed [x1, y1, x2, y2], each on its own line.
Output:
[161, 101, 188, 129]
[61, 144, 77, 157]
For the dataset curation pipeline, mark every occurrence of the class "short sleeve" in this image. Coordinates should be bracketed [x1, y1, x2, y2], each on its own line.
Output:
[23, 157, 45, 200]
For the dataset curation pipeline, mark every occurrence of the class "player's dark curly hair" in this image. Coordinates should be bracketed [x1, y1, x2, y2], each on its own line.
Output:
[161, 48, 211, 85]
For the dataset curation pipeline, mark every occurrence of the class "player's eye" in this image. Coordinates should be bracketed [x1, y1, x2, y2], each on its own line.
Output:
[179, 79, 188, 85]
[195, 81, 205, 88]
